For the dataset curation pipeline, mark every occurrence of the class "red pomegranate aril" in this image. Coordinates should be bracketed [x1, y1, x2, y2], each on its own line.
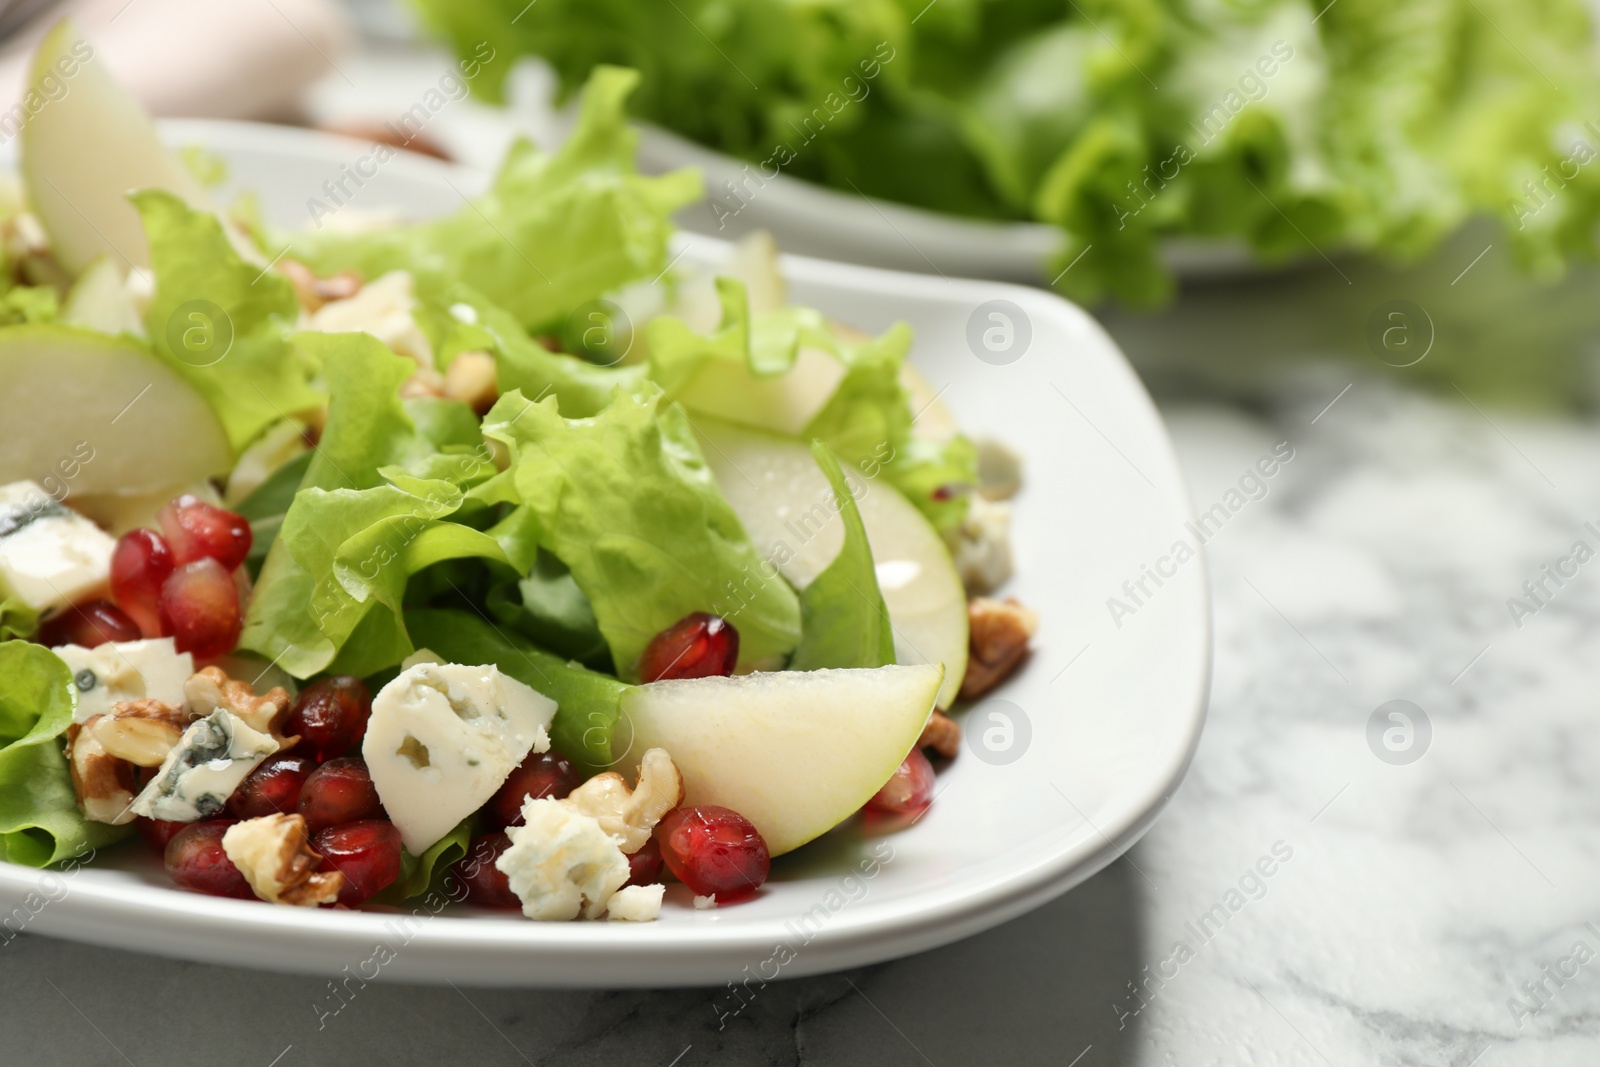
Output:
[637, 612, 739, 682]
[864, 749, 936, 817]
[165, 820, 252, 899]
[314, 820, 402, 906]
[110, 529, 174, 637]
[454, 832, 520, 909]
[624, 835, 664, 888]
[137, 817, 188, 854]
[38, 599, 141, 648]
[158, 558, 241, 658]
[297, 756, 384, 832]
[157, 494, 252, 571]
[656, 805, 770, 903]
[228, 754, 317, 819]
[484, 751, 583, 828]
[283, 676, 372, 761]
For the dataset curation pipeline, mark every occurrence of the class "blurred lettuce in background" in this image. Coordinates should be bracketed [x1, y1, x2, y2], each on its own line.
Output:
[412, 0, 1600, 308]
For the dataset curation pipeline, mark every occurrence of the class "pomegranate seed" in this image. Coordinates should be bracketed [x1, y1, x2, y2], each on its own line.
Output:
[137, 817, 187, 854]
[314, 820, 402, 906]
[864, 749, 936, 816]
[110, 529, 174, 637]
[656, 805, 770, 902]
[453, 832, 520, 909]
[637, 612, 739, 682]
[282, 676, 371, 761]
[164, 820, 252, 899]
[624, 835, 664, 888]
[297, 756, 384, 832]
[157, 558, 241, 659]
[157, 494, 252, 571]
[483, 751, 582, 828]
[227, 754, 317, 819]
[38, 599, 141, 648]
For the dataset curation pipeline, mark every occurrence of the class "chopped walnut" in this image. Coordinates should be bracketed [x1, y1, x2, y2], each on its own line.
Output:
[279, 258, 362, 313]
[222, 814, 345, 907]
[87, 698, 197, 766]
[65, 722, 137, 825]
[561, 748, 684, 854]
[399, 366, 447, 401]
[443, 350, 498, 414]
[183, 667, 293, 741]
[959, 597, 1039, 700]
[918, 710, 961, 760]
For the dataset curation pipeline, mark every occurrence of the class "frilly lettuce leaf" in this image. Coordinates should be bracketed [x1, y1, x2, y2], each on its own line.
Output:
[278, 66, 700, 331]
[646, 278, 978, 532]
[134, 190, 321, 450]
[482, 387, 802, 679]
[0, 598, 38, 641]
[0, 642, 131, 867]
[240, 333, 511, 678]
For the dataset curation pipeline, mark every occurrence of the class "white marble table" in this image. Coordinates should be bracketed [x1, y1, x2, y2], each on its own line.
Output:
[11, 351, 1600, 1065]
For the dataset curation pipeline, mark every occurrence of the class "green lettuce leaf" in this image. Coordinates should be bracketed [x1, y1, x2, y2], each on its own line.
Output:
[240, 333, 507, 678]
[279, 66, 700, 331]
[0, 598, 38, 641]
[384, 817, 472, 901]
[406, 607, 631, 775]
[789, 443, 895, 671]
[482, 387, 802, 679]
[134, 190, 322, 451]
[0, 642, 131, 867]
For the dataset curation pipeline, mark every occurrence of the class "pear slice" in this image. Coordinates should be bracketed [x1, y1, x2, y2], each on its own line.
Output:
[617, 663, 942, 856]
[0, 325, 230, 495]
[19, 20, 209, 273]
[697, 418, 968, 707]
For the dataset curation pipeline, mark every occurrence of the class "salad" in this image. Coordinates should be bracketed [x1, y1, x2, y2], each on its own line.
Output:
[0, 23, 1036, 922]
[416, 0, 1600, 305]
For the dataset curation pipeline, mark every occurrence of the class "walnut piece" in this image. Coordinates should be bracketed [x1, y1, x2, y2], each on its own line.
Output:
[399, 366, 447, 401]
[561, 748, 684, 854]
[183, 667, 292, 741]
[279, 258, 362, 313]
[65, 722, 137, 825]
[959, 597, 1039, 700]
[917, 709, 961, 760]
[222, 814, 345, 907]
[443, 350, 498, 414]
[87, 698, 197, 766]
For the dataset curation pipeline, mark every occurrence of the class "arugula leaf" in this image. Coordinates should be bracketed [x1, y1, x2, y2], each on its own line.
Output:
[134, 190, 321, 451]
[789, 443, 896, 671]
[482, 387, 802, 679]
[406, 607, 631, 775]
[0, 642, 131, 866]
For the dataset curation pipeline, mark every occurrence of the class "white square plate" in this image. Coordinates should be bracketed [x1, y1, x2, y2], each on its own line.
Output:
[0, 121, 1209, 987]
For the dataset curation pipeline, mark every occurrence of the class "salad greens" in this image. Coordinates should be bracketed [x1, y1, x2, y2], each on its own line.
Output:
[136, 190, 321, 451]
[482, 388, 803, 679]
[279, 65, 699, 330]
[414, 0, 1600, 304]
[0, 643, 129, 866]
[788, 443, 895, 672]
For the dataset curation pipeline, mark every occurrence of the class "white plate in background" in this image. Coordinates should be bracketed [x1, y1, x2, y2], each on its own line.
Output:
[0, 120, 1210, 987]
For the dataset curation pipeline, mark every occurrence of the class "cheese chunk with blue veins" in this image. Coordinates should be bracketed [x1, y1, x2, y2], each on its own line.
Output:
[53, 638, 193, 723]
[130, 709, 279, 821]
[0, 481, 114, 613]
[365, 662, 556, 854]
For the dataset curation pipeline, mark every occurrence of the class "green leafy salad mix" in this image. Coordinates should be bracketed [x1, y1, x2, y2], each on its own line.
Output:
[416, 0, 1600, 304]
